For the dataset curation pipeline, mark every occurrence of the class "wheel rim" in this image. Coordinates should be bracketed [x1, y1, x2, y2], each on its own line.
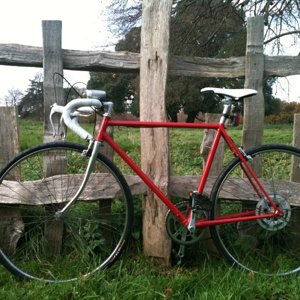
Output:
[0, 143, 132, 282]
[211, 146, 300, 276]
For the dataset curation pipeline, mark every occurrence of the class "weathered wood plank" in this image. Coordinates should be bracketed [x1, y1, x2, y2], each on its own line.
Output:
[169, 176, 300, 207]
[242, 16, 264, 154]
[0, 106, 21, 255]
[1, 174, 300, 206]
[0, 107, 19, 168]
[42, 21, 65, 253]
[265, 55, 300, 77]
[42, 21, 64, 143]
[292, 114, 300, 182]
[139, 0, 173, 264]
[0, 43, 140, 72]
[63, 49, 140, 72]
[0, 174, 143, 205]
[0, 43, 299, 77]
[169, 55, 245, 78]
[0, 44, 43, 67]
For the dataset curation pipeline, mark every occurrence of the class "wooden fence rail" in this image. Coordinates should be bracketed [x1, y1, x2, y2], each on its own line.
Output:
[0, 43, 299, 77]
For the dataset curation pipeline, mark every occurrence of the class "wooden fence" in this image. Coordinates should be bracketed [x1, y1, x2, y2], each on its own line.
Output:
[0, 5, 300, 263]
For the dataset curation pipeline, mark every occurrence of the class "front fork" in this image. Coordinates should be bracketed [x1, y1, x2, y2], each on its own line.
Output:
[55, 140, 101, 218]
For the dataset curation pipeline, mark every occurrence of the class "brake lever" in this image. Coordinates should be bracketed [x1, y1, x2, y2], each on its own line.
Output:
[49, 103, 66, 138]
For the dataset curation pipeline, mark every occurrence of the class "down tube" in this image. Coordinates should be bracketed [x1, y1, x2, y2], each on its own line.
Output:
[101, 131, 187, 225]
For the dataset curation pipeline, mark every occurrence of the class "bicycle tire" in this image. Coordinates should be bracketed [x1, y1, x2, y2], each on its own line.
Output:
[210, 144, 300, 276]
[0, 142, 133, 282]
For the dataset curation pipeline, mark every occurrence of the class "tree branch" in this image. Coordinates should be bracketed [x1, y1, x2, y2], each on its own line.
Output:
[264, 30, 300, 44]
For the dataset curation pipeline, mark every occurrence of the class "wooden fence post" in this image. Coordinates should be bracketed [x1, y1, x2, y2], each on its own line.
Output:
[0, 106, 22, 255]
[291, 114, 300, 231]
[292, 114, 300, 181]
[242, 16, 264, 152]
[42, 20, 65, 255]
[42, 20, 64, 143]
[140, 0, 173, 264]
[0, 107, 19, 168]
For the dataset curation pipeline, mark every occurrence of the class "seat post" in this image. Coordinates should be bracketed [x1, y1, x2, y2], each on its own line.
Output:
[219, 101, 232, 125]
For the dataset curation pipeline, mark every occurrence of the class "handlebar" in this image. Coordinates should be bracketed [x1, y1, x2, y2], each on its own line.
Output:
[63, 98, 103, 140]
[49, 89, 113, 141]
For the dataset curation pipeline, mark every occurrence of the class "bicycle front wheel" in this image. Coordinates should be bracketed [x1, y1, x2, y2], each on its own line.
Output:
[0, 142, 133, 282]
[210, 144, 300, 276]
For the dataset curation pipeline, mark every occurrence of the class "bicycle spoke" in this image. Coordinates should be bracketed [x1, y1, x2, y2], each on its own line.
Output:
[0, 142, 133, 282]
[210, 145, 300, 276]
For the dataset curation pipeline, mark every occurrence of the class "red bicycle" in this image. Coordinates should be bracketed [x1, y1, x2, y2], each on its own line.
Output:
[0, 87, 299, 282]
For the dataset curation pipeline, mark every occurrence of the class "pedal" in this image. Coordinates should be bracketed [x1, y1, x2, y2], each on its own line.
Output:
[172, 244, 186, 265]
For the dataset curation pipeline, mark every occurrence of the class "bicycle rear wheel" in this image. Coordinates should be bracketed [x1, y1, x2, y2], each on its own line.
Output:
[0, 142, 133, 282]
[210, 144, 300, 276]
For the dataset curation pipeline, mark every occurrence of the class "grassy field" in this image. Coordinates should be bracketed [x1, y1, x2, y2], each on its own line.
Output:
[17, 119, 294, 175]
[1, 255, 300, 299]
[1, 120, 299, 299]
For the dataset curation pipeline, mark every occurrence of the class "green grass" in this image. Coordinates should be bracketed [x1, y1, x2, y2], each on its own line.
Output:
[18, 119, 43, 150]
[1, 255, 299, 299]
[1, 120, 298, 298]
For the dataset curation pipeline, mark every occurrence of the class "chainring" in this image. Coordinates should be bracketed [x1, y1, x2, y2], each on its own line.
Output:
[165, 201, 206, 245]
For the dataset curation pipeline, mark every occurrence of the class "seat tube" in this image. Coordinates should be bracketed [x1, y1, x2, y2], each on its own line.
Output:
[197, 126, 223, 192]
[196, 101, 231, 191]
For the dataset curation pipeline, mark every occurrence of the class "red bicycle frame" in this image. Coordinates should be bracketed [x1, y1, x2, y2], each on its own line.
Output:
[95, 115, 281, 228]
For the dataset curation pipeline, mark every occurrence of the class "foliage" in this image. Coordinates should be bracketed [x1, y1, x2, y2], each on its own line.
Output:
[92, 0, 297, 121]
[17, 73, 44, 120]
[264, 77, 280, 116]
[88, 26, 141, 115]
[106, 0, 300, 53]
[17, 73, 89, 120]
[265, 101, 300, 124]
[167, 0, 248, 121]
[90, 1, 250, 121]
[88, 72, 137, 114]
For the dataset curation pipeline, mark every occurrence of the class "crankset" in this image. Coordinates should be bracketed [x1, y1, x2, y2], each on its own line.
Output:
[165, 201, 207, 245]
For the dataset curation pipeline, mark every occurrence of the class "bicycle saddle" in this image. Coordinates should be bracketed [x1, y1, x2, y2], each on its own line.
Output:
[201, 87, 257, 100]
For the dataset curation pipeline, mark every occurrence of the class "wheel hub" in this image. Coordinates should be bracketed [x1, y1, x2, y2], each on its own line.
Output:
[256, 194, 291, 231]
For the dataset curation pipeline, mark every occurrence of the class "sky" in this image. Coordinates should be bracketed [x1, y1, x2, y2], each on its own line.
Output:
[0, 0, 116, 105]
[0, 0, 299, 105]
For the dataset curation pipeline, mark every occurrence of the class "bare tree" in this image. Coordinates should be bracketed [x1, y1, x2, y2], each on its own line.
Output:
[241, 0, 300, 52]
[105, 0, 300, 53]
[106, 0, 142, 37]
[4, 88, 23, 107]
